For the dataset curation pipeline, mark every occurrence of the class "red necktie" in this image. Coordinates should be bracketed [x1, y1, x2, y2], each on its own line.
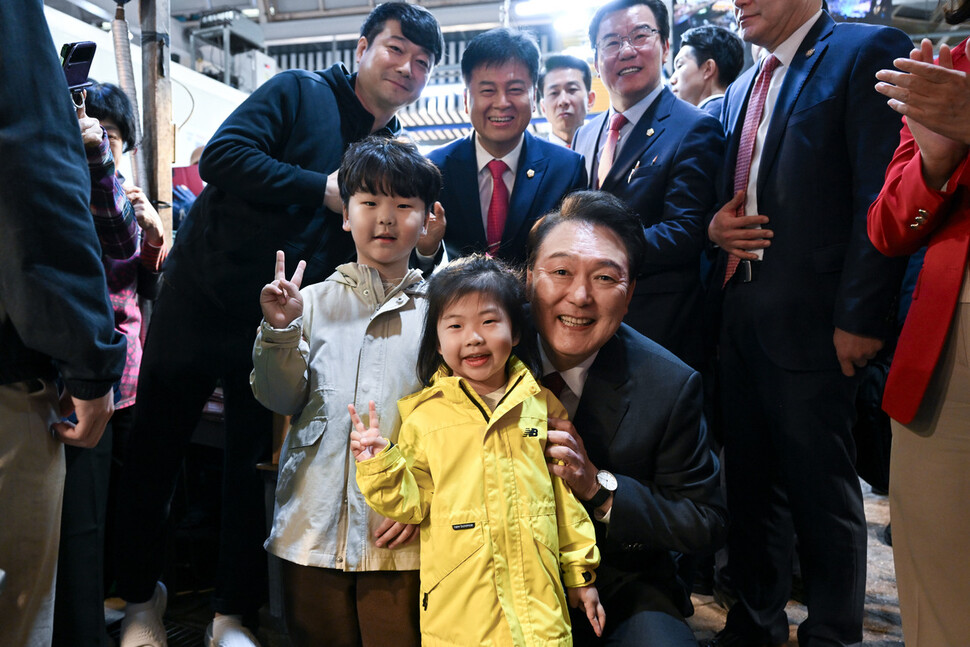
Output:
[723, 54, 780, 287]
[542, 372, 566, 399]
[486, 159, 509, 256]
[596, 112, 628, 189]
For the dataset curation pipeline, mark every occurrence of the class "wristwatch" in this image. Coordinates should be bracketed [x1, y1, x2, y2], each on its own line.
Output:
[588, 470, 617, 508]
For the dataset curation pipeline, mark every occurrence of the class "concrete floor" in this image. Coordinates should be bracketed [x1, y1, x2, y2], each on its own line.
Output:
[687, 481, 902, 646]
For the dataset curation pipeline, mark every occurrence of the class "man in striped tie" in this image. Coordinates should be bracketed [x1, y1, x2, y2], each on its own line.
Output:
[705, 1, 913, 645]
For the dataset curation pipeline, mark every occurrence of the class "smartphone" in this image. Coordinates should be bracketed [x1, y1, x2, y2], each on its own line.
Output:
[60, 41, 96, 101]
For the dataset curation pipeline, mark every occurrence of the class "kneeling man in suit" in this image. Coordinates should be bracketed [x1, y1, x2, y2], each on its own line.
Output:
[526, 190, 727, 645]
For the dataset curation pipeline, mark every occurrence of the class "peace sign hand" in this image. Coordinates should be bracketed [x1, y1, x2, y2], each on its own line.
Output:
[349, 401, 388, 462]
[260, 250, 306, 329]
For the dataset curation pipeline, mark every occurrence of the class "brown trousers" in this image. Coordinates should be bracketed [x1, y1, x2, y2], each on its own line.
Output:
[281, 561, 420, 647]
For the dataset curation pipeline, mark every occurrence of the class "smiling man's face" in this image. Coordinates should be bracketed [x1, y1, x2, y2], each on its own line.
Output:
[594, 3, 669, 112]
[465, 59, 536, 158]
[527, 220, 634, 370]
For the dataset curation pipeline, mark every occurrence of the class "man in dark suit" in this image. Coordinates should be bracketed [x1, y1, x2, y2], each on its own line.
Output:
[705, 1, 912, 645]
[526, 191, 727, 646]
[420, 28, 586, 268]
[572, 0, 724, 371]
[670, 25, 744, 118]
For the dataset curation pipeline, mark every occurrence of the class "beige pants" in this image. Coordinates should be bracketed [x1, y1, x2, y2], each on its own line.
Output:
[0, 380, 65, 647]
[890, 302, 970, 647]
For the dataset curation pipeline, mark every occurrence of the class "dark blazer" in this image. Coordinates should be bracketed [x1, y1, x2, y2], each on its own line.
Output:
[570, 323, 726, 616]
[717, 13, 911, 370]
[573, 89, 724, 369]
[427, 130, 586, 268]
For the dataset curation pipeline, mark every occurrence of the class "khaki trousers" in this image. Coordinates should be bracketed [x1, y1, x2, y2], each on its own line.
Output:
[890, 302, 970, 647]
[0, 380, 65, 647]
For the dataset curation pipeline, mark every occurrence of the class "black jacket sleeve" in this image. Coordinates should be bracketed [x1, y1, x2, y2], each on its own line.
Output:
[0, 0, 125, 399]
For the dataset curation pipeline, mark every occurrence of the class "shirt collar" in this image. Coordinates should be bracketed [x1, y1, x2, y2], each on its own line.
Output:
[474, 132, 524, 176]
[538, 335, 599, 399]
[698, 93, 724, 108]
[768, 9, 823, 68]
[610, 82, 664, 127]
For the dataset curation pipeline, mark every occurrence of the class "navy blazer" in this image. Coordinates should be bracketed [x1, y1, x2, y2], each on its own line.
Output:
[571, 323, 726, 615]
[573, 88, 724, 369]
[427, 130, 587, 268]
[717, 13, 911, 371]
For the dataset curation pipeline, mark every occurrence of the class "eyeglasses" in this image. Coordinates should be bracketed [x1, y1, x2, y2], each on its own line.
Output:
[596, 25, 662, 56]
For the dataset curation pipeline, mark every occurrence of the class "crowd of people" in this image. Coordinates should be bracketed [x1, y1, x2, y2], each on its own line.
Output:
[2, 0, 968, 646]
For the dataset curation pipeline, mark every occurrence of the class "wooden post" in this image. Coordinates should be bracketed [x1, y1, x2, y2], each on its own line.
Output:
[140, 0, 174, 244]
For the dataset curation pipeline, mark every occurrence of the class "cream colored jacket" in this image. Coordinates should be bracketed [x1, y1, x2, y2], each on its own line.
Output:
[251, 263, 424, 571]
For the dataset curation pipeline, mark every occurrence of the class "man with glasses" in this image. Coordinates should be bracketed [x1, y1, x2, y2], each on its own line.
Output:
[573, 0, 724, 373]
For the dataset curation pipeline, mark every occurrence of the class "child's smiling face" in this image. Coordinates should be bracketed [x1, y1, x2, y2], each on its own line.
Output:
[437, 293, 519, 396]
[343, 190, 429, 280]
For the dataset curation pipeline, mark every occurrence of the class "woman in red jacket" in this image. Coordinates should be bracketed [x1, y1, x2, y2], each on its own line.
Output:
[868, 3, 970, 643]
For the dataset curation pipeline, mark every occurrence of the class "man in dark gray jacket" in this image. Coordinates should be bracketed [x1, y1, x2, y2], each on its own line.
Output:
[0, 2, 126, 645]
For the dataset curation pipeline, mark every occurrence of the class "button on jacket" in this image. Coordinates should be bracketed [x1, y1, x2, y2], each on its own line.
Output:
[357, 358, 600, 646]
[251, 263, 425, 572]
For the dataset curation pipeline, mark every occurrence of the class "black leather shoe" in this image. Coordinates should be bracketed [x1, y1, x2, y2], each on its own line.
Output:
[702, 629, 766, 647]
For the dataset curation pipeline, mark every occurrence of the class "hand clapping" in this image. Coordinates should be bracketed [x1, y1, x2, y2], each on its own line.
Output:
[259, 250, 306, 329]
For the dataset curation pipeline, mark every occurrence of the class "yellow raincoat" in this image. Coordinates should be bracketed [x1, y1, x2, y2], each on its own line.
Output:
[356, 357, 600, 646]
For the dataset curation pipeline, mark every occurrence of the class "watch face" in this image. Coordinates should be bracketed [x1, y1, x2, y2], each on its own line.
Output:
[596, 470, 617, 491]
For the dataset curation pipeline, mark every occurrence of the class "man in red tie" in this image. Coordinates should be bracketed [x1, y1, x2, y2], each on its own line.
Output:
[572, 0, 724, 373]
[704, 1, 913, 645]
[422, 28, 587, 268]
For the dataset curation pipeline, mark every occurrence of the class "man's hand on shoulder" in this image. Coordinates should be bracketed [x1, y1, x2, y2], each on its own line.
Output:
[546, 417, 599, 500]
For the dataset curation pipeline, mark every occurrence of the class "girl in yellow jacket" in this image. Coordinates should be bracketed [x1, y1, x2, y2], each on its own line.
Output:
[351, 255, 603, 646]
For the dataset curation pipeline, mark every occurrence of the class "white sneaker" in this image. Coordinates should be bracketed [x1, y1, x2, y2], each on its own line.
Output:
[205, 615, 260, 647]
[119, 581, 168, 647]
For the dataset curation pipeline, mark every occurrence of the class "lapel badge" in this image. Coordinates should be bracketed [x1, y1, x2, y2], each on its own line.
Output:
[646, 128, 655, 137]
[526, 169, 535, 178]
[805, 47, 815, 57]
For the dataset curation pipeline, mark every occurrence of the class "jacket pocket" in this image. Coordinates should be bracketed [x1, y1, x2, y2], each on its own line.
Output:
[288, 416, 327, 449]
[421, 522, 485, 609]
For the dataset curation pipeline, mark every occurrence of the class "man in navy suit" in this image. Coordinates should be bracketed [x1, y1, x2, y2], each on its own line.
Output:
[528, 191, 726, 646]
[572, 0, 724, 371]
[670, 25, 744, 119]
[420, 28, 587, 268]
[705, 1, 911, 645]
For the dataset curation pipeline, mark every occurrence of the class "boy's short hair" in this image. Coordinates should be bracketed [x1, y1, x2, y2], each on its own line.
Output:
[360, 2, 444, 66]
[679, 25, 744, 88]
[538, 54, 593, 99]
[460, 28, 541, 86]
[338, 136, 442, 212]
[84, 80, 138, 152]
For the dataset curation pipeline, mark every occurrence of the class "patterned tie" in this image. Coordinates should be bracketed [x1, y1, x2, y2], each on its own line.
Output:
[596, 112, 629, 189]
[542, 372, 566, 399]
[723, 54, 781, 287]
[486, 159, 509, 256]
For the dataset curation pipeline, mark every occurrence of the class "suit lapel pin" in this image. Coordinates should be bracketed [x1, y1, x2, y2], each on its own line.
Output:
[526, 169, 535, 178]
[646, 128, 655, 137]
[805, 47, 815, 57]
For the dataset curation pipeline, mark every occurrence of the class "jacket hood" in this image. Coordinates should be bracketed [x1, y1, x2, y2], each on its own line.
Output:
[322, 63, 402, 141]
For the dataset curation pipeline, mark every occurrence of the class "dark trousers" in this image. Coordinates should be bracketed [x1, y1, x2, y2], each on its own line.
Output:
[114, 279, 271, 614]
[718, 289, 866, 647]
[571, 580, 697, 647]
[280, 561, 420, 647]
[52, 406, 133, 647]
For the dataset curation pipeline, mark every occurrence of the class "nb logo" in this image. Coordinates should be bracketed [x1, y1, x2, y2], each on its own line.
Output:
[522, 428, 539, 437]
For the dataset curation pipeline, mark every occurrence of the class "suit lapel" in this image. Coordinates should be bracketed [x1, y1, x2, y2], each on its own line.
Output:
[573, 334, 631, 455]
[505, 132, 548, 245]
[576, 112, 607, 186]
[448, 136, 487, 243]
[756, 14, 832, 196]
[602, 88, 672, 192]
